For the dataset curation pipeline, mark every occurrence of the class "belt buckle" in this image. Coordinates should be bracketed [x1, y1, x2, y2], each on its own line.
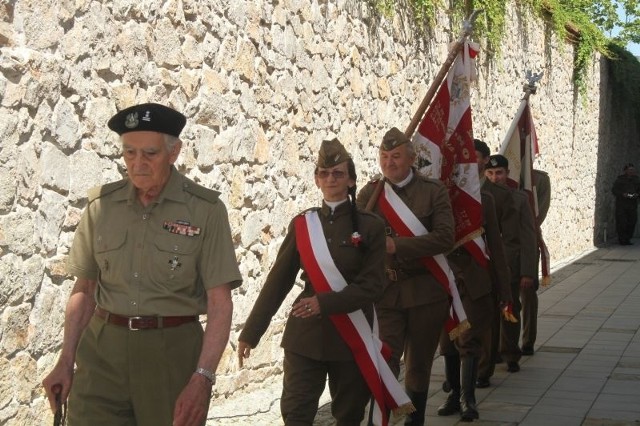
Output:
[128, 316, 143, 331]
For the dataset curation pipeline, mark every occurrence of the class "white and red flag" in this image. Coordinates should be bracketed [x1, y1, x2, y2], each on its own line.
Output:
[412, 41, 488, 267]
[499, 100, 550, 284]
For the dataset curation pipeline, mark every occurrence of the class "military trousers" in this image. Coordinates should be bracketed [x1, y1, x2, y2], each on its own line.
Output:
[439, 291, 494, 359]
[68, 315, 203, 426]
[281, 350, 370, 426]
[520, 276, 539, 350]
[378, 299, 449, 392]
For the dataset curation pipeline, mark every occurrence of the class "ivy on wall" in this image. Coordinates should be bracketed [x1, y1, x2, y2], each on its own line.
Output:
[362, 0, 640, 107]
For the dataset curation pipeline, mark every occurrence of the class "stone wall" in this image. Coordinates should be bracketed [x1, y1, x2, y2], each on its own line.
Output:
[0, 0, 637, 424]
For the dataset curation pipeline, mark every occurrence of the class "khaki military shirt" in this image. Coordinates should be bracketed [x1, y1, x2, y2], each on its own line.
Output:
[239, 201, 386, 361]
[67, 167, 242, 316]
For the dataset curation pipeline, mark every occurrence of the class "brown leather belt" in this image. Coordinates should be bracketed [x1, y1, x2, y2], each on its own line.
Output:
[95, 307, 198, 331]
[385, 268, 426, 282]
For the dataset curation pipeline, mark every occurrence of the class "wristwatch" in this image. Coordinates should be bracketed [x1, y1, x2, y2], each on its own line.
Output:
[195, 367, 216, 385]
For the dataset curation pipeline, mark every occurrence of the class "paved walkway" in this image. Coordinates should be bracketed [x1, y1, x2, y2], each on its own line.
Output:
[313, 243, 640, 425]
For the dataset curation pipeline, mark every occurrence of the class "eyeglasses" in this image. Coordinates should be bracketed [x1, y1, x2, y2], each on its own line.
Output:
[316, 170, 347, 179]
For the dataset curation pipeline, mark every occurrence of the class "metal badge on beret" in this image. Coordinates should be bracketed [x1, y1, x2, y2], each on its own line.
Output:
[317, 138, 350, 168]
[108, 103, 187, 137]
[380, 127, 411, 151]
[486, 154, 509, 169]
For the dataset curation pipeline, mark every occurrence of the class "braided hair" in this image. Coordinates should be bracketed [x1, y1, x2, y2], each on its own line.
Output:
[346, 158, 364, 249]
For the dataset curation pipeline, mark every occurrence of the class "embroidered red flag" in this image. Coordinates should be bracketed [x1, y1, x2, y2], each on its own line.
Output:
[412, 41, 488, 267]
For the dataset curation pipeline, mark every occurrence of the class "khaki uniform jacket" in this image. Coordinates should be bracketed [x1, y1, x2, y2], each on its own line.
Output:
[239, 202, 386, 361]
[507, 190, 538, 280]
[356, 173, 454, 309]
[67, 167, 242, 316]
[482, 180, 536, 281]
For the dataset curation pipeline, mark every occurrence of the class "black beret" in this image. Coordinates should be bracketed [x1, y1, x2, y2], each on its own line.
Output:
[381, 127, 411, 151]
[473, 139, 490, 158]
[623, 163, 635, 171]
[486, 154, 509, 169]
[108, 103, 186, 137]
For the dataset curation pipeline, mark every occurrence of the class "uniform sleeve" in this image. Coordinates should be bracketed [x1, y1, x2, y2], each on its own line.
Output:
[356, 182, 377, 211]
[316, 215, 386, 315]
[535, 171, 551, 225]
[67, 202, 99, 280]
[238, 221, 301, 348]
[518, 194, 538, 279]
[482, 192, 512, 303]
[198, 201, 242, 290]
[394, 182, 455, 258]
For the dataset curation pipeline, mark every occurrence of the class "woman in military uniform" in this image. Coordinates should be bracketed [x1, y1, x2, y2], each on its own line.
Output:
[238, 138, 386, 426]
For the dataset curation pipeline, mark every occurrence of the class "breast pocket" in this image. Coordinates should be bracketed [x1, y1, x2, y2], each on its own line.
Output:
[150, 233, 200, 290]
[94, 232, 128, 284]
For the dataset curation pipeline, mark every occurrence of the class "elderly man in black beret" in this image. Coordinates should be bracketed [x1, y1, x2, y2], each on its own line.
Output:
[43, 103, 242, 426]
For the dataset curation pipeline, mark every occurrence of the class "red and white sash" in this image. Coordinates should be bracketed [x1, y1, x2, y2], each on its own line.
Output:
[294, 211, 414, 426]
[377, 182, 470, 338]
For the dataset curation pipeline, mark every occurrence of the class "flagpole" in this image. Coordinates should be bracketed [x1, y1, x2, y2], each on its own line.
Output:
[365, 10, 481, 212]
[404, 10, 481, 138]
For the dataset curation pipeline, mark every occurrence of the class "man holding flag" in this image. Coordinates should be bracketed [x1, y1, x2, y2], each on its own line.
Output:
[357, 128, 455, 426]
[410, 37, 514, 420]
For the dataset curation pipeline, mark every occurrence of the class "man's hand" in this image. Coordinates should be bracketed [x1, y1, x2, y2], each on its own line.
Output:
[42, 360, 74, 413]
[238, 341, 252, 368]
[172, 374, 212, 426]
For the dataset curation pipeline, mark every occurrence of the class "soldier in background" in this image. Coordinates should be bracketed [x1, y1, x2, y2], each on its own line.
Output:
[611, 163, 640, 245]
[484, 154, 537, 375]
[474, 140, 516, 388]
[437, 185, 511, 421]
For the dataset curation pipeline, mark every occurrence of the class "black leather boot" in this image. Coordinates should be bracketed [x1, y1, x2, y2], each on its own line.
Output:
[460, 356, 479, 421]
[404, 389, 428, 425]
[437, 354, 461, 416]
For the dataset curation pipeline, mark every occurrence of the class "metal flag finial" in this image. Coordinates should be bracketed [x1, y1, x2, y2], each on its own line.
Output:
[463, 9, 482, 36]
[523, 70, 544, 95]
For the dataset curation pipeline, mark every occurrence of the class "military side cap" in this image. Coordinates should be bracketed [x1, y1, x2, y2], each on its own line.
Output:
[486, 154, 509, 169]
[108, 103, 186, 137]
[381, 127, 410, 151]
[474, 139, 490, 158]
[317, 138, 350, 168]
